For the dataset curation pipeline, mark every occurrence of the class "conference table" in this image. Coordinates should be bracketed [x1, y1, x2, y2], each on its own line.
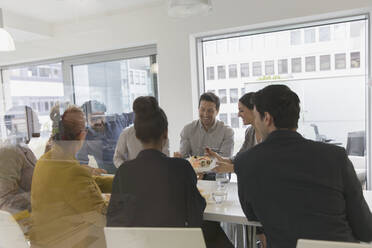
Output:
[198, 180, 372, 248]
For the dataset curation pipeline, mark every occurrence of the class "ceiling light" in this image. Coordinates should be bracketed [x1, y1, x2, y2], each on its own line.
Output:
[168, 0, 212, 18]
[0, 9, 15, 51]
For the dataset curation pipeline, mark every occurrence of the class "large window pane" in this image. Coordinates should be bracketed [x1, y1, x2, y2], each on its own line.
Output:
[73, 56, 155, 114]
[201, 19, 368, 185]
[206, 66, 215, 80]
[0, 63, 64, 157]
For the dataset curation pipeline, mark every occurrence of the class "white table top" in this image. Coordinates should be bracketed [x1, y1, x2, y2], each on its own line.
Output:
[197, 180, 261, 226]
[198, 180, 372, 227]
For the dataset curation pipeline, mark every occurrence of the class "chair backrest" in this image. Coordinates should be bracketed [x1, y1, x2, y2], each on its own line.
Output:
[346, 131, 365, 156]
[104, 227, 206, 248]
[297, 239, 372, 248]
[0, 210, 29, 248]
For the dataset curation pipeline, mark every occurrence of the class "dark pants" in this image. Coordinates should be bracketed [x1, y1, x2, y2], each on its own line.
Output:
[202, 221, 234, 248]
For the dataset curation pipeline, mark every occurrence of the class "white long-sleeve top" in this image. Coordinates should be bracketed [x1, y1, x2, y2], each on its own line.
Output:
[113, 126, 170, 168]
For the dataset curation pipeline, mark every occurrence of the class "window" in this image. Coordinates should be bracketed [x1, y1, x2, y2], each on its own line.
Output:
[228, 39, 239, 52]
[129, 71, 134, 84]
[350, 22, 362, 38]
[206, 66, 215, 80]
[319, 26, 331, 41]
[278, 59, 288, 74]
[72, 55, 157, 114]
[335, 53, 346, 69]
[252, 62, 262, 76]
[291, 58, 302, 73]
[334, 24, 346, 40]
[241, 88, 246, 96]
[290, 30, 301, 45]
[240, 63, 249, 77]
[1, 63, 64, 139]
[351, 52, 360, 68]
[305, 56, 316, 72]
[229, 64, 237, 78]
[230, 88, 239, 103]
[207, 89, 216, 94]
[304, 28, 315, 43]
[39, 67, 51, 78]
[217, 65, 226, 79]
[200, 18, 368, 172]
[231, 113, 239, 128]
[217, 40, 228, 54]
[265, 60, 275, 75]
[319, 55, 331, 71]
[218, 89, 227, 104]
[219, 113, 228, 125]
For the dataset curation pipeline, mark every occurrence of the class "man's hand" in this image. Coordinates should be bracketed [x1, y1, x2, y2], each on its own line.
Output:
[212, 161, 234, 173]
[257, 233, 267, 248]
[173, 152, 182, 158]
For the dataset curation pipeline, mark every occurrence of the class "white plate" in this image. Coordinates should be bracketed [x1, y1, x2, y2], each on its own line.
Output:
[187, 157, 217, 173]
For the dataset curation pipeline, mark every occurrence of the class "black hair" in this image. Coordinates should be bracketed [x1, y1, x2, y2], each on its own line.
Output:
[239, 92, 255, 110]
[254, 85, 300, 129]
[133, 96, 168, 143]
[199, 92, 220, 111]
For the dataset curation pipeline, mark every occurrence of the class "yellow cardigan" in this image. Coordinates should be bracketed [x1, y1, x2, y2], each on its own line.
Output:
[30, 146, 113, 248]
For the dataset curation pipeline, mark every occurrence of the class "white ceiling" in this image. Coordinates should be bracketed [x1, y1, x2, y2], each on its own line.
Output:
[0, 0, 164, 23]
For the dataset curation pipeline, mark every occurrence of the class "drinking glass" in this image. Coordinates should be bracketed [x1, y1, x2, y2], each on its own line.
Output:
[215, 173, 230, 191]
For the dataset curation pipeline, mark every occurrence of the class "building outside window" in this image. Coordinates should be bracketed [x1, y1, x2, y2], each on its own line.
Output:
[206, 66, 215, 80]
[207, 89, 216, 94]
[320, 55, 331, 71]
[350, 22, 362, 38]
[240, 63, 249, 77]
[278, 59, 288, 74]
[351, 52, 360, 68]
[219, 113, 228, 125]
[334, 24, 346, 40]
[218, 89, 227, 103]
[291, 57, 302, 73]
[230, 88, 239, 103]
[335, 53, 346, 69]
[231, 113, 239, 128]
[252, 62, 262, 76]
[229, 64, 238, 78]
[304, 28, 315, 43]
[305, 56, 316, 72]
[265, 60, 275, 75]
[217, 65, 226, 79]
[290, 30, 301, 45]
[319, 26, 331, 41]
[241, 88, 246, 96]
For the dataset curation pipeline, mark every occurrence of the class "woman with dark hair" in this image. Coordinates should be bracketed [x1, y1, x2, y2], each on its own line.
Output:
[107, 96, 206, 227]
[206, 92, 261, 172]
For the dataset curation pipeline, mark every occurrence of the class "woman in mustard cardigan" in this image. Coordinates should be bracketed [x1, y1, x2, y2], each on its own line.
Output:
[30, 106, 112, 248]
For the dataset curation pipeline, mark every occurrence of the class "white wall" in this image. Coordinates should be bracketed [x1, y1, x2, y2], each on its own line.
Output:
[0, 0, 371, 152]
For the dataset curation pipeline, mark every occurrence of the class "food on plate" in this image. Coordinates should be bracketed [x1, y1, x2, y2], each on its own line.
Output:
[189, 156, 212, 168]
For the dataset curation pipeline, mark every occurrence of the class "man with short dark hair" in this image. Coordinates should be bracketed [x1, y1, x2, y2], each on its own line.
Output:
[177, 92, 234, 160]
[235, 85, 372, 248]
[77, 100, 133, 174]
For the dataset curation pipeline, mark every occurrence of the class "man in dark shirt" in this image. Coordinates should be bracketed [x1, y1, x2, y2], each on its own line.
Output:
[76, 100, 134, 174]
[235, 85, 372, 248]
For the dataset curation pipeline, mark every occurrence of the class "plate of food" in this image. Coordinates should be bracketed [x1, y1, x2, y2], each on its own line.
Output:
[188, 155, 216, 173]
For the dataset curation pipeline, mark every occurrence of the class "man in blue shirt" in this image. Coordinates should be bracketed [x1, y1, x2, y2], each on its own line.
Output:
[76, 100, 133, 174]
